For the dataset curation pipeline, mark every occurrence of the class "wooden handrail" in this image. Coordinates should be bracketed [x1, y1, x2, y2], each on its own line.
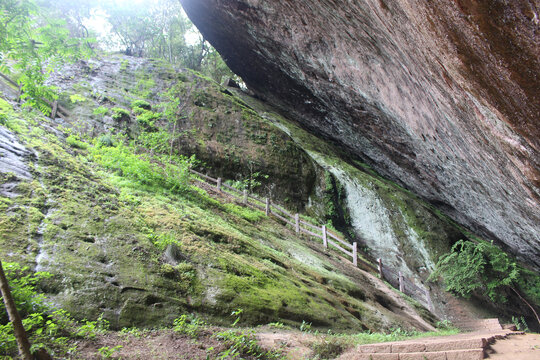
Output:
[187, 166, 434, 312]
[189, 169, 217, 183]
[270, 209, 294, 226]
[299, 219, 321, 231]
[299, 226, 321, 238]
[327, 238, 353, 257]
[327, 231, 353, 250]
[221, 182, 243, 194]
[271, 201, 293, 218]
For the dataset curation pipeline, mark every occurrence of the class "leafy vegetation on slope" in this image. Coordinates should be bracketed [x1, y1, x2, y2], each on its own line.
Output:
[430, 239, 540, 327]
[0, 262, 109, 358]
[0, 96, 447, 358]
[2, 87, 434, 338]
[0, 0, 92, 114]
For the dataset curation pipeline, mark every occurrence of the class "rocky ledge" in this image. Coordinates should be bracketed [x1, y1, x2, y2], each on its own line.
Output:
[180, 0, 540, 269]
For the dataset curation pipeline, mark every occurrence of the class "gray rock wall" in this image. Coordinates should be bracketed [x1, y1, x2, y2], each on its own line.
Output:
[180, 0, 540, 269]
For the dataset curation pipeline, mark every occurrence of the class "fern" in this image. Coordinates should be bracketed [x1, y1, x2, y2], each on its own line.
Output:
[430, 240, 519, 303]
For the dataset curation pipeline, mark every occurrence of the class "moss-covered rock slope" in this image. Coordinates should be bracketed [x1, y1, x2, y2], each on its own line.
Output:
[0, 56, 442, 332]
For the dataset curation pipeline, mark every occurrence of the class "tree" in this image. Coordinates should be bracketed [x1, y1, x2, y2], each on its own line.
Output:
[37, 0, 97, 40]
[430, 239, 540, 327]
[0, 0, 93, 114]
[96, 0, 191, 61]
[0, 260, 32, 360]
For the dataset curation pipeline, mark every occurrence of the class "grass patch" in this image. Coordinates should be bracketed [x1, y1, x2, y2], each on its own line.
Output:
[66, 134, 88, 149]
[222, 203, 265, 222]
[89, 142, 193, 194]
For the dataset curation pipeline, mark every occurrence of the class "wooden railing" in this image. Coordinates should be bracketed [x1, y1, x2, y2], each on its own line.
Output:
[188, 168, 434, 312]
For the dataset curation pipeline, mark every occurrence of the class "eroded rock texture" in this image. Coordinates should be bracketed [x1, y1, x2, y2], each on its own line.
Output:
[180, 0, 540, 269]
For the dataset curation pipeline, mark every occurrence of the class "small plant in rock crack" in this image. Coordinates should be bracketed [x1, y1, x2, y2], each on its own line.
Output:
[300, 320, 312, 333]
[97, 345, 123, 359]
[231, 308, 243, 327]
[173, 314, 206, 338]
[511, 316, 529, 332]
[214, 330, 282, 360]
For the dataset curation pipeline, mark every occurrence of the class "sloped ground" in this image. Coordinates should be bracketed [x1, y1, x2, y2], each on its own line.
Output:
[67, 327, 540, 359]
[487, 333, 540, 360]
[0, 85, 435, 333]
[43, 54, 540, 328]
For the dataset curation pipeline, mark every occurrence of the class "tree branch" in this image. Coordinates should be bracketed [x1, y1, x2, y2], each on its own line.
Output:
[510, 286, 540, 328]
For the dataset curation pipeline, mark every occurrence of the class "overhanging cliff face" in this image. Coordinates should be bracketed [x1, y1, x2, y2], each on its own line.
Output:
[180, 0, 540, 269]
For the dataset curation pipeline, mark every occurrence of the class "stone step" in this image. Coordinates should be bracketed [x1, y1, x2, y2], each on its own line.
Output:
[453, 318, 502, 332]
[351, 348, 484, 360]
[402, 349, 484, 360]
[344, 330, 522, 360]
[356, 337, 488, 353]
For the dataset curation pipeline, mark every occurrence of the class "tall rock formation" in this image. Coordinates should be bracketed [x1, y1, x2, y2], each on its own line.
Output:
[180, 0, 540, 269]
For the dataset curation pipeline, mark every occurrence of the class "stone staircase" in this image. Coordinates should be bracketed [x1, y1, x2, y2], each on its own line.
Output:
[452, 318, 503, 333]
[339, 328, 521, 360]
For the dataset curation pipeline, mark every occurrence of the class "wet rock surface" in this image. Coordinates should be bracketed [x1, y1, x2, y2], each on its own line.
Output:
[0, 126, 33, 181]
[46, 55, 318, 210]
[180, 0, 540, 269]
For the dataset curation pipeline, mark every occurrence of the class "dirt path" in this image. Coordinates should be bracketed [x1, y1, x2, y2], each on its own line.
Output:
[71, 328, 539, 359]
[486, 333, 540, 359]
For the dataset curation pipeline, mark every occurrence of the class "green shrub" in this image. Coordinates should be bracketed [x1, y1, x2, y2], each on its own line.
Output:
[90, 143, 193, 194]
[75, 314, 109, 339]
[225, 172, 268, 192]
[92, 106, 108, 116]
[0, 263, 52, 323]
[173, 314, 205, 338]
[66, 134, 88, 149]
[97, 133, 115, 147]
[111, 107, 130, 121]
[132, 106, 146, 115]
[69, 94, 86, 103]
[0, 263, 78, 358]
[149, 231, 179, 251]
[137, 130, 172, 154]
[136, 110, 161, 129]
[131, 99, 151, 110]
[430, 240, 519, 302]
[97, 345, 122, 359]
[214, 330, 282, 359]
[515, 267, 540, 307]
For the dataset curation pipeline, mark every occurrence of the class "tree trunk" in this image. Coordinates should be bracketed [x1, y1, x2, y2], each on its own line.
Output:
[510, 286, 540, 328]
[0, 260, 33, 360]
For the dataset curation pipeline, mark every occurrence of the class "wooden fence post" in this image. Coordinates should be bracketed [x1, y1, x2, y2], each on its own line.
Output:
[322, 225, 328, 248]
[217, 178, 222, 191]
[398, 272, 404, 292]
[425, 288, 433, 312]
[51, 100, 58, 119]
[243, 190, 248, 204]
[295, 214, 300, 233]
[265, 198, 270, 216]
[377, 258, 383, 279]
[352, 242, 357, 266]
